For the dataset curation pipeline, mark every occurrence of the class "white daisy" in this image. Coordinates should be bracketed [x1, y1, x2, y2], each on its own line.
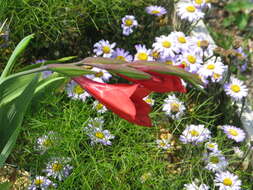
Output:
[156, 139, 171, 150]
[93, 39, 116, 58]
[214, 171, 242, 190]
[205, 142, 219, 152]
[184, 181, 210, 190]
[145, 5, 167, 16]
[192, 0, 211, 9]
[198, 59, 226, 79]
[170, 31, 191, 51]
[180, 50, 202, 73]
[93, 100, 107, 114]
[66, 80, 90, 101]
[134, 44, 153, 61]
[224, 77, 248, 101]
[86, 67, 112, 83]
[143, 96, 155, 106]
[111, 48, 133, 62]
[222, 125, 246, 142]
[44, 157, 73, 181]
[121, 15, 138, 36]
[85, 124, 115, 146]
[204, 152, 228, 172]
[159, 55, 179, 66]
[85, 117, 104, 128]
[179, 124, 211, 144]
[162, 94, 186, 119]
[28, 176, 56, 190]
[176, 2, 204, 22]
[35, 131, 56, 153]
[233, 147, 244, 158]
[152, 35, 180, 58]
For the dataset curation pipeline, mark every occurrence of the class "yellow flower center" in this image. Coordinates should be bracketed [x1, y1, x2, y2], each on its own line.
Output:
[190, 130, 199, 137]
[187, 55, 196, 64]
[116, 55, 126, 61]
[73, 85, 84, 95]
[213, 73, 221, 79]
[165, 60, 173, 65]
[208, 144, 215, 148]
[195, 0, 203, 4]
[34, 179, 44, 185]
[228, 129, 239, 136]
[223, 178, 233, 186]
[95, 132, 105, 139]
[205, 0, 210, 3]
[145, 98, 153, 104]
[171, 102, 180, 113]
[210, 156, 220, 164]
[151, 10, 160, 14]
[230, 84, 241, 93]
[152, 51, 160, 59]
[96, 103, 104, 110]
[186, 6, 196, 13]
[159, 142, 166, 147]
[162, 41, 171, 48]
[137, 52, 148, 60]
[160, 133, 170, 140]
[182, 61, 187, 67]
[178, 36, 186, 43]
[102, 46, 111, 54]
[95, 71, 104, 78]
[52, 163, 63, 172]
[197, 40, 201, 47]
[125, 19, 133, 26]
[42, 139, 53, 147]
[207, 64, 215, 70]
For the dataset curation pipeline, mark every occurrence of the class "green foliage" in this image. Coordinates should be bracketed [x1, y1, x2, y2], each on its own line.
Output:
[222, 0, 253, 30]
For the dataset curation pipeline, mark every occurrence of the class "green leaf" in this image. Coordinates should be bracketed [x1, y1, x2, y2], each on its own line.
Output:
[47, 64, 96, 76]
[236, 13, 249, 30]
[222, 16, 236, 28]
[0, 182, 12, 190]
[20, 56, 77, 72]
[0, 74, 39, 167]
[34, 75, 66, 96]
[83, 57, 126, 65]
[0, 74, 39, 107]
[0, 34, 34, 79]
[225, 0, 253, 12]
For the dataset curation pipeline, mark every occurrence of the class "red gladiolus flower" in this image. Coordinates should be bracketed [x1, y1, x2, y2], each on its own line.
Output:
[73, 76, 152, 127]
[119, 71, 186, 93]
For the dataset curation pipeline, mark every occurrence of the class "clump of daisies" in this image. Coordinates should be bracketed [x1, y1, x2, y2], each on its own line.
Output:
[180, 124, 211, 144]
[84, 117, 115, 146]
[66, 80, 90, 101]
[214, 171, 242, 190]
[35, 131, 57, 154]
[221, 125, 246, 142]
[156, 139, 171, 150]
[162, 94, 186, 119]
[145, 5, 167, 17]
[93, 39, 116, 58]
[28, 176, 56, 190]
[205, 141, 219, 152]
[43, 157, 73, 181]
[121, 15, 138, 36]
[224, 77, 248, 101]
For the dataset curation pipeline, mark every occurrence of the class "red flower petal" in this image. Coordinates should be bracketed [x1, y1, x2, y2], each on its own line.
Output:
[73, 76, 152, 127]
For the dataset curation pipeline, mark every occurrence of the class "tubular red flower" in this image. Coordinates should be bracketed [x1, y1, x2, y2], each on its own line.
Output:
[73, 76, 152, 127]
[119, 71, 186, 93]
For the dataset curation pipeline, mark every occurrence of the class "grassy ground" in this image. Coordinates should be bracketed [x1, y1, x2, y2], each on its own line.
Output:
[6, 89, 251, 189]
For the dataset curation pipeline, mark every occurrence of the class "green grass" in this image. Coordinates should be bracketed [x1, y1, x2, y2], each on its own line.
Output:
[7, 89, 251, 189]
